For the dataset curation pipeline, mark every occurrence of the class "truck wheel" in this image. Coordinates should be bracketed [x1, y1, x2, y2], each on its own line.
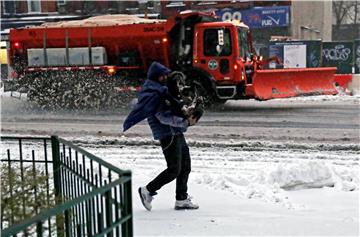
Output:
[190, 80, 217, 107]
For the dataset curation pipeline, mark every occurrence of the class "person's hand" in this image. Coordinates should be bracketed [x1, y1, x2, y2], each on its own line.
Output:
[187, 115, 198, 126]
[182, 105, 195, 117]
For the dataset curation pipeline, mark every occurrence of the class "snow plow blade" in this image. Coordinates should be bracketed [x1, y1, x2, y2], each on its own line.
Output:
[248, 67, 338, 100]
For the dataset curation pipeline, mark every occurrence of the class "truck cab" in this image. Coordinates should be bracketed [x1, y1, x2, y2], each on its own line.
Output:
[168, 12, 336, 103]
[168, 12, 254, 103]
[193, 21, 252, 100]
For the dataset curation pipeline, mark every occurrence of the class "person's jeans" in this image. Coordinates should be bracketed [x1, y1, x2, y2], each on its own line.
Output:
[146, 134, 191, 200]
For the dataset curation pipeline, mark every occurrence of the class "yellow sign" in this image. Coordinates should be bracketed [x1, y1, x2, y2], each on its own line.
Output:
[0, 41, 7, 64]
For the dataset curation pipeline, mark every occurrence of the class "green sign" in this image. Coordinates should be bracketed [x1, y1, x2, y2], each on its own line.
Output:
[305, 41, 322, 68]
[355, 40, 360, 74]
[208, 59, 218, 70]
[322, 42, 354, 74]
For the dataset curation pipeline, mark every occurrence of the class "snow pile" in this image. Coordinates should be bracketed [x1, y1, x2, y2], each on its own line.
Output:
[194, 160, 358, 209]
[331, 166, 360, 192]
[267, 161, 359, 192]
[267, 161, 335, 190]
[193, 172, 298, 209]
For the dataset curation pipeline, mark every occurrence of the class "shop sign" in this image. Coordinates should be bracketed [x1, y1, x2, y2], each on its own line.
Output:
[216, 6, 290, 29]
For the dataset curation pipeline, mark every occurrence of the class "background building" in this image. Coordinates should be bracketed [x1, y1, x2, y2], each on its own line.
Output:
[0, 0, 160, 36]
[1, 1, 359, 44]
[291, 1, 332, 41]
[1, 0, 57, 15]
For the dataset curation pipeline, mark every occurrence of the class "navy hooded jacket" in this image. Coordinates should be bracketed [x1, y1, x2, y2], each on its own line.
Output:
[123, 62, 188, 139]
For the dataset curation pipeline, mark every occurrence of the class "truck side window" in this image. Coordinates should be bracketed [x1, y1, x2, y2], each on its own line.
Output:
[204, 29, 232, 57]
[238, 28, 250, 59]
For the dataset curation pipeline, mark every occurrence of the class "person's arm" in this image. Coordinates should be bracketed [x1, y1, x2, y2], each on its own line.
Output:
[155, 110, 189, 128]
[162, 92, 187, 118]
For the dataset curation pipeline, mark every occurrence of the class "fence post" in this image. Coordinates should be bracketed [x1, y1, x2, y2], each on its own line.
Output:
[51, 136, 64, 236]
[122, 174, 133, 237]
[105, 189, 113, 237]
[36, 222, 43, 237]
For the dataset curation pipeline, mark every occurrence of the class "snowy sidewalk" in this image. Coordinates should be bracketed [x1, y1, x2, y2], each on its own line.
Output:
[77, 143, 359, 236]
[133, 179, 359, 236]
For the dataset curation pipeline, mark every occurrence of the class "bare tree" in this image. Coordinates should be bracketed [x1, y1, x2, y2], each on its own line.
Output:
[333, 0, 359, 23]
[333, 0, 359, 39]
[347, 1, 359, 24]
[333, 0, 349, 26]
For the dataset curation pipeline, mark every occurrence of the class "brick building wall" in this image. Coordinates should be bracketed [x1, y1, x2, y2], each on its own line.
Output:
[1, 0, 57, 15]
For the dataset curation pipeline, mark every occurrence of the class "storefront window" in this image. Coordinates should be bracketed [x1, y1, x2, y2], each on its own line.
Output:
[27, 0, 41, 13]
[3, 1, 16, 14]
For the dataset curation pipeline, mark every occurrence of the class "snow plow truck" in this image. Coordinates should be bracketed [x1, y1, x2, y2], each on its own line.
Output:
[6, 11, 337, 109]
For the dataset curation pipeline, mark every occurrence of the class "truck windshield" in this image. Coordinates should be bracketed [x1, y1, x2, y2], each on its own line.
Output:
[204, 28, 232, 56]
[237, 27, 251, 59]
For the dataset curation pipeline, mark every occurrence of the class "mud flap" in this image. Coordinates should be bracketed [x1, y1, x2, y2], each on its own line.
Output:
[247, 67, 338, 100]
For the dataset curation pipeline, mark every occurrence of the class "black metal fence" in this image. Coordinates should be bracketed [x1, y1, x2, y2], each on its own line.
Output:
[1, 136, 133, 237]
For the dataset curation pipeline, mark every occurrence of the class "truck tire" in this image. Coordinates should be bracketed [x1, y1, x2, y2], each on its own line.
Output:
[186, 70, 218, 107]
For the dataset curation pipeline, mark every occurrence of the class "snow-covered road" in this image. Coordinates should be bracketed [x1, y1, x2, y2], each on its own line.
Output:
[1, 93, 359, 144]
[1, 93, 359, 235]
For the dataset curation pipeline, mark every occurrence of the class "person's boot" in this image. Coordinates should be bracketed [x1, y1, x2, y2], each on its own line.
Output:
[138, 187, 154, 211]
[174, 196, 199, 210]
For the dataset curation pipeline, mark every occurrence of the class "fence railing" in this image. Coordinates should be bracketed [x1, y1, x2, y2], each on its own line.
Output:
[1, 136, 133, 237]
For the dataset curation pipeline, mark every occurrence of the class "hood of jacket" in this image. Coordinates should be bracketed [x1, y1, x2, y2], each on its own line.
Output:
[147, 61, 171, 82]
[123, 79, 168, 132]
